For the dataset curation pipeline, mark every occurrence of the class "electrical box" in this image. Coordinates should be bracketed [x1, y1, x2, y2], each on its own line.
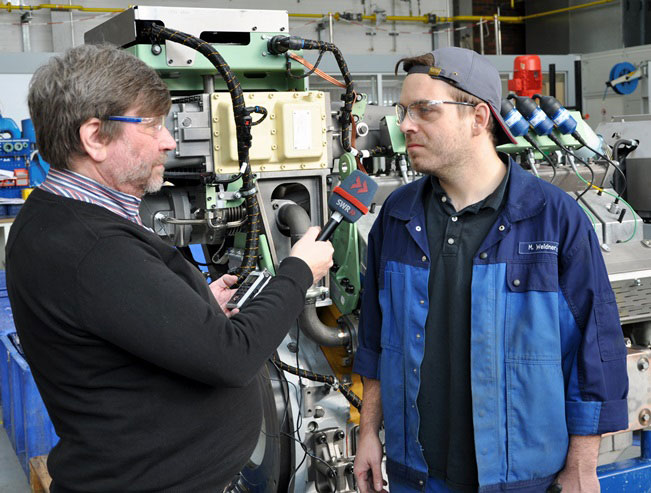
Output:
[210, 91, 328, 174]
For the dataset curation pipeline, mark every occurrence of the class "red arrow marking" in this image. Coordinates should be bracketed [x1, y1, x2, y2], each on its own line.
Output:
[351, 176, 362, 189]
[356, 181, 368, 194]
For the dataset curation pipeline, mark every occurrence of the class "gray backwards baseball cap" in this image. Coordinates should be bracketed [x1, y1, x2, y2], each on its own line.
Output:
[406, 47, 516, 146]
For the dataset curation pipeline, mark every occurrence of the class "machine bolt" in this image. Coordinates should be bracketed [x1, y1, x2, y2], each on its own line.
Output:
[186, 59, 192, 65]
[638, 357, 649, 372]
[287, 341, 298, 353]
[280, 26, 286, 31]
[317, 434, 327, 444]
[272, 203, 279, 210]
[252, 26, 257, 31]
[207, 196, 212, 201]
[341, 278, 350, 285]
[218, 193, 225, 199]
[327, 469, 337, 478]
[639, 409, 651, 426]
[151, 44, 162, 55]
[335, 430, 345, 440]
[625, 338, 633, 348]
[261, 52, 267, 57]
[345, 285, 355, 294]
[345, 465, 354, 475]
[356, 93, 363, 102]
[634, 279, 642, 287]
[234, 192, 242, 199]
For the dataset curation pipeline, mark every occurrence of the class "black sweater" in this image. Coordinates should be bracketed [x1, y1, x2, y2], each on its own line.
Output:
[6, 188, 313, 492]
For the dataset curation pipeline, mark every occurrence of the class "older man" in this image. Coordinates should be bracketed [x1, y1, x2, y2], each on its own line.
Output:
[7, 44, 333, 492]
[353, 47, 628, 493]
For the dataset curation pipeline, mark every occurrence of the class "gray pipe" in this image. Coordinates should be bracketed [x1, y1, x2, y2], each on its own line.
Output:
[277, 203, 312, 246]
[276, 202, 350, 347]
[299, 302, 351, 347]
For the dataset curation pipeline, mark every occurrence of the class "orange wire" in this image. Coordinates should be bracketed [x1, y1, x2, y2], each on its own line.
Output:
[288, 52, 346, 88]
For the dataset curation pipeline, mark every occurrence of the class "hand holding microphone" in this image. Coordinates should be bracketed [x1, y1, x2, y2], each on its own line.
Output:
[290, 170, 378, 284]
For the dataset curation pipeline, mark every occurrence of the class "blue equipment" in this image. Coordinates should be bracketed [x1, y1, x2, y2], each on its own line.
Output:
[535, 94, 578, 135]
[500, 99, 530, 137]
[508, 95, 555, 136]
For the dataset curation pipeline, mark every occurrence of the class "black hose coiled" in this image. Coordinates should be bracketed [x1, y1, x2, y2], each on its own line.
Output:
[145, 24, 259, 284]
[272, 355, 362, 410]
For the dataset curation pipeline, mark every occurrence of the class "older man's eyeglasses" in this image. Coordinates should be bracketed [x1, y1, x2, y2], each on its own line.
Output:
[106, 116, 166, 134]
[395, 100, 477, 125]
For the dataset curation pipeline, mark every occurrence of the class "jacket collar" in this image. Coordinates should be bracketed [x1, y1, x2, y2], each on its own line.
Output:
[387, 158, 546, 223]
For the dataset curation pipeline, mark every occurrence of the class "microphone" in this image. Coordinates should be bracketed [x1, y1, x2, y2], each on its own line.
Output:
[317, 170, 378, 241]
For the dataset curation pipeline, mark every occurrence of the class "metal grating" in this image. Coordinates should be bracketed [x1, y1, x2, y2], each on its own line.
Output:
[612, 277, 651, 324]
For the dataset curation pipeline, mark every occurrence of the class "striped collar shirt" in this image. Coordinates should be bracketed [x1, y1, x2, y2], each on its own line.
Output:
[39, 168, 146, 227]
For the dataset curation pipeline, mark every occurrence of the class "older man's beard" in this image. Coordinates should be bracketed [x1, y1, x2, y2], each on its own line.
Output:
[118, 154, 167, 195]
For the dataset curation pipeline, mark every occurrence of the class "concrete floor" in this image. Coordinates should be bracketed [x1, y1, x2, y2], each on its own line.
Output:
[0, 407, 30, 493]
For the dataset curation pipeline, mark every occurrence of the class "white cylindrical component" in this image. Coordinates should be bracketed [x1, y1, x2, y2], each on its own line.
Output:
[573, 124, 605, 160]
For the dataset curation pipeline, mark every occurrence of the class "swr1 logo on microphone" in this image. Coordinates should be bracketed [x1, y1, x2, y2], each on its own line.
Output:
[335, 198, 355, 215]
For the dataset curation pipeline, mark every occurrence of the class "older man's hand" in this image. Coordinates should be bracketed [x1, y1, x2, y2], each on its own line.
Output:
[209, 274, 240, 317]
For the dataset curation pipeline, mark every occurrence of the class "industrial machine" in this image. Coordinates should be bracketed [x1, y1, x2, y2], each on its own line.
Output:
[85, 6, 651, 491]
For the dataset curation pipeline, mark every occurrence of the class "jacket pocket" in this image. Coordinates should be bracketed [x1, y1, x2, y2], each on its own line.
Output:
[506, 360, 568, 482]
[379, 270, 408, 350]
[506, 261, 558, 293]
[595, 300, 626, 361]
[505, 261, 561, 361]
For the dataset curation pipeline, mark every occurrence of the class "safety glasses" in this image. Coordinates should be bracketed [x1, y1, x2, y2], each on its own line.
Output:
[395, 100, 477, 124]
[106, 115, 166, 135]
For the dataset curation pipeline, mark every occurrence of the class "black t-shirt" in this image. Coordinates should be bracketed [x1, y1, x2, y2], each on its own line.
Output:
[6, 188, 313, 492]
[417, 162, 510, 491]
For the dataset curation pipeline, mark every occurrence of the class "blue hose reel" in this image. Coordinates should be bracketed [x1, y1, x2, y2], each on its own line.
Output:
[609, 62, 639, 95]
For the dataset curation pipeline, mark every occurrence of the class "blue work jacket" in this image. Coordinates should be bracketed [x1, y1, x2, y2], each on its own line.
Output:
[353, 162, 629, 492]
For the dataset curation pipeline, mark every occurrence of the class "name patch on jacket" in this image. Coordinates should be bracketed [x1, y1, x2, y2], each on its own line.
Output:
[519, 241, 559, 255]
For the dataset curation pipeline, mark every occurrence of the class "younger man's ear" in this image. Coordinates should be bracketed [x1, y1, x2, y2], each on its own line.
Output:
[472, 102, 491, 137]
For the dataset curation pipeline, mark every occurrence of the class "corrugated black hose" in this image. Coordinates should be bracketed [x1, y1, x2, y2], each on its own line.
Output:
[145, 24, 260, 284]
[272, 355, 362, 410]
